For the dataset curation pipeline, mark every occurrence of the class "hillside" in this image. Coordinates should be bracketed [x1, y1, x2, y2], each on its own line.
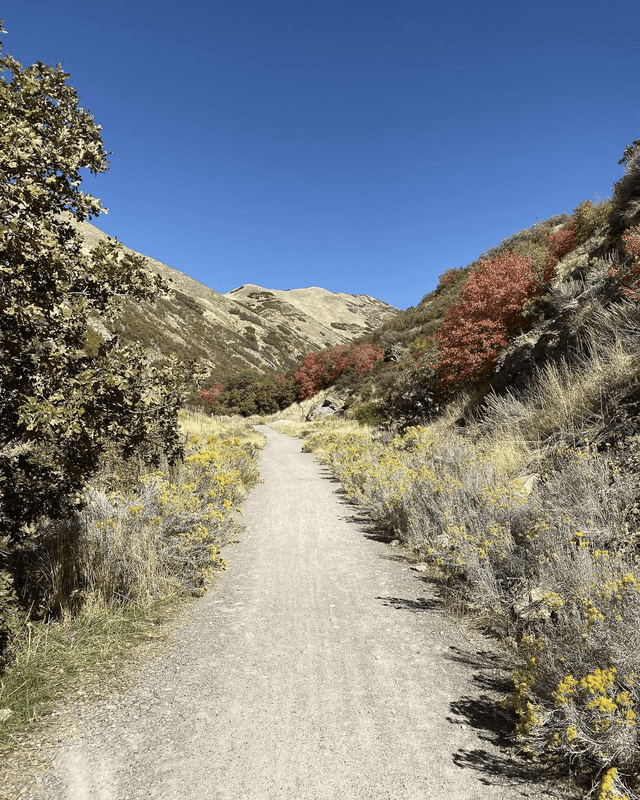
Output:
[326, 202, 618, 423]
[285, 139, 640, 800]
[74, 220, 398, 375]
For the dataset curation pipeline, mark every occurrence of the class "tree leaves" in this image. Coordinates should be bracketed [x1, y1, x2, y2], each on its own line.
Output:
[0, 37, 187, 541]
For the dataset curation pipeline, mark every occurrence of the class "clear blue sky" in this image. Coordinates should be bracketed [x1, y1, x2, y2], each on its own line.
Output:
[2, 1, 639, 309]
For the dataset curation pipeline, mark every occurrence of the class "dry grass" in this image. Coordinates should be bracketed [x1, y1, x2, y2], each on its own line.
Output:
[477, 303, 640, 458]
[261, 390, 332, 423]
[0, 594, 192, 799]
[298, 321, 640, 800]
[179, 408, 266, 448]
[0, 414, 264, 778]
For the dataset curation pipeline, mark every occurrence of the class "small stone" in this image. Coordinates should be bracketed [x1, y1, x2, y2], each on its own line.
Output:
[389, 540, 400, 548]
[411, 564, 428, 573]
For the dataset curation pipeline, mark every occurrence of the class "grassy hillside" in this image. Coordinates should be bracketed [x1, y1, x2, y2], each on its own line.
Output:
[323, 198, 616, 425]
[74, 220, 398, 378]
[276, 139, 640, 799]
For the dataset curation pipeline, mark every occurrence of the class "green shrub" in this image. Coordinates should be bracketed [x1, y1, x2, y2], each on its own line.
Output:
[573, 199, 613, 246]
[351, 402, 384, 427]
[0, 566, 23, 669]
[609, 139, 640, 239]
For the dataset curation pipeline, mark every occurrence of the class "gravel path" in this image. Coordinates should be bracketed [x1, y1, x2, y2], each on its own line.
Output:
[26, 426, 552, 800]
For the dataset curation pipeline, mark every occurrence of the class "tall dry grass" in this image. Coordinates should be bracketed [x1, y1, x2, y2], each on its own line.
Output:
[300, 309, 640, 799]
[0, 414, 264, 746]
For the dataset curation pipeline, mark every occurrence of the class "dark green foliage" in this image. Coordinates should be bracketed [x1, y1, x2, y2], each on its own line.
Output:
[609, 139, 640, 239]
[351, 401, 384, 426]
[196, 370, 296, 416]
[0, 562, 22, 667]
[244, 325, 258, 343]
[0, 38, 187, 544]
[238, 311, 262, 325]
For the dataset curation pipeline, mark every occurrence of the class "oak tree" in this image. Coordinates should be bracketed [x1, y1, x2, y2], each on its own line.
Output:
[0, 33, 186, 541]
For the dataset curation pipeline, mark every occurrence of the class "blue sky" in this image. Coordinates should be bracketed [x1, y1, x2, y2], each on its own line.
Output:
[2, 1, 639, 309]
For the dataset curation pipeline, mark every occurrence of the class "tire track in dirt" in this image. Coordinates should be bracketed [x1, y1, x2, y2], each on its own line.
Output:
[27, 425, 552, 799]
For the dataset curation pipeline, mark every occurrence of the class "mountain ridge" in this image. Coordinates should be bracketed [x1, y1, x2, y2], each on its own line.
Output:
[73, 220, 398, 376]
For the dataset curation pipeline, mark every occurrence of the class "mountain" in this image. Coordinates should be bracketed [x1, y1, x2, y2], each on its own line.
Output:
[74, 220, 398, 374]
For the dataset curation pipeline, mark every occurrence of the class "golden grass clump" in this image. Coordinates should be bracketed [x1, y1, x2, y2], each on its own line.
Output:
[20, 418, 263, 616]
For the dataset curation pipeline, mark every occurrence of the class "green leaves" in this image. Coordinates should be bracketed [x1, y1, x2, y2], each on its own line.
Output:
[0, 37, 186, 543]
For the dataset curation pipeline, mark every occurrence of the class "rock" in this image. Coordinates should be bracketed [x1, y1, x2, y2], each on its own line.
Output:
[518, 473, 538, 494]
[384, 345, 406, 363]
[411, 564, 429, 573]
[305, 396, 344, 421]
[389, 539, 400, 548]
[513, 586, 554, 622]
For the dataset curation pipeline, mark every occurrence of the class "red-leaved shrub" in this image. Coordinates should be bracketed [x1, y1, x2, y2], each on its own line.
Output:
[435, 251, 543, 387]
[543, 222, 577, 282]
[294, 343, 384, 399]
[437, 268, 463, 290]
[199, 382, 223, 405]
[608, 224, 640, 298]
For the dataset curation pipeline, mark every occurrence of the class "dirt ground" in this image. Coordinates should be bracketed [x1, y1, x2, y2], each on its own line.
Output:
[19, 426, 561, 799]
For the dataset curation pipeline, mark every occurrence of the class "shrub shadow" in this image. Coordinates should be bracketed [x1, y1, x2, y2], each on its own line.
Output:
[444, 647, 566, 794]
[377, 596, 442, 612]
[342, 513, 393, 542]
[318, 467, 567, 795]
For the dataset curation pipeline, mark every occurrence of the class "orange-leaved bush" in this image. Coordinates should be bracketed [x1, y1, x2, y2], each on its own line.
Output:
[543, 222, 577, 282]
[294, 343, 384, 399]
[435, 251, 543, 387]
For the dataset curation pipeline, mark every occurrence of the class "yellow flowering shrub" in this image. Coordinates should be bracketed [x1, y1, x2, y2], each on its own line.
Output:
[300, 418, 640, 798]
[22, 427, 263, 614]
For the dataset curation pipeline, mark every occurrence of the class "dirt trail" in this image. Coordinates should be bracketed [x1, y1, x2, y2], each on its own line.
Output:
[27, 426, 551, 800]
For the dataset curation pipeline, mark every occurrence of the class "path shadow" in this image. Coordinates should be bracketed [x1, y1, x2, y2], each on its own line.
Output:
[342, 513, 393, 543]
[377, 595, 442, 612]
[319, 470, 398, 545]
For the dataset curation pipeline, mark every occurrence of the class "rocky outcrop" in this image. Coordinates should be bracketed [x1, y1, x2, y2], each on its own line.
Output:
[490, 248, 622, 394]
[305, 396, 345, 421]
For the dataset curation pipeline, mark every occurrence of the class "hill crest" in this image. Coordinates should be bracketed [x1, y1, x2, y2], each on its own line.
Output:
[74, 221, 398, 375]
